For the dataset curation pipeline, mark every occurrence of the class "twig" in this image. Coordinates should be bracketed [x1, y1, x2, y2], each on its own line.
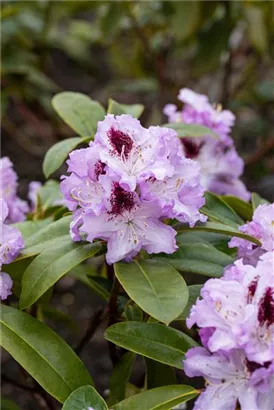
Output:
[75, 307, 106, 355]
[107, 272, 120, 366]
[245, 136, 274, 166]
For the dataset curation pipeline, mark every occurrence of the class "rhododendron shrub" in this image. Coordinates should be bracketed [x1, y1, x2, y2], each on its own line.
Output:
[0, 91, 273, 410]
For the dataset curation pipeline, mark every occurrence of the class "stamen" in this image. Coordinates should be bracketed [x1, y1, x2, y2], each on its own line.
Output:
[108, 128, 133, 158]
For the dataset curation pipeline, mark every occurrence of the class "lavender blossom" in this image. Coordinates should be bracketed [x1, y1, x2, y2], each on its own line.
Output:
[163, 89, 250, 200]
[229, 203, 274, 265]
[187, 252, 274, 364]
[184, 347, 274, 410]
[61, 114, 206, 264]
[0, 199, 24, 299]
[0, 157, 29, 223]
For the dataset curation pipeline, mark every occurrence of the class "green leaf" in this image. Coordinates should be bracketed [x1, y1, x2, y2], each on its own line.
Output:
[52, 92, 105, 137]
[202, 192, 244, 226]
[0, 305, 93, 403]
[108, 352, 136, 406]
[221, 195, 253, 221]
[3, 258, 34, 297]
[62, 385, 108, 410]
[105, 322, 197, 369]
[38, 180, 63, 209]
[176, 285, 202, 321]
[244, 5, 268, 53]
[162, 122, 217, 139]
[13, 218, 52, 241]
[43, 137, 84, 178]
[171, 1, 201, 41]
[107, 99, 144, 119]
[113, 385, 198, 410]
[124, 303, 143, 322]
[22, 216, 71, 257]
[251, 192, 270, 210]
[69, 265, 110, 301]
[157, 242, 234, 277]
[0, 398, 21, 410]
[20, 239, 102, 309]
[178, 221, 261, 246]
[115, 260, 188, 324]
[145, 359, 177, 389]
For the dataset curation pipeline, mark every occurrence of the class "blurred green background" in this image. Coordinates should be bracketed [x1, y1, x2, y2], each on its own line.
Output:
[1, 0, 274, 200]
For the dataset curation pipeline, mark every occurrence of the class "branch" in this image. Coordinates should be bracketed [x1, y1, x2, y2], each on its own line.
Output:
[107, 272, 120, 366]
[75, 307, 106, 355]
[245, 136, 274, 166]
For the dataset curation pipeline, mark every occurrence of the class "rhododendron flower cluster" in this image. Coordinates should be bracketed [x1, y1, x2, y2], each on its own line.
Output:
[0, 157, 29, 223]
[61, 114, 206, 264]
[164, 88, 250, 201]
[0, 199, 24, 300]
[229, 203, 274, 266]
[184, 251, 274, 410]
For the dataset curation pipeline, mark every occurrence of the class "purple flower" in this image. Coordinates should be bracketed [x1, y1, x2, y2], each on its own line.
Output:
[0, 157, 29, 223]
[163, 89, 250, 200]
[140, 158, 206, 227]
[80, 185, 177, 264]
[0, 272, 13, 300]
[187, 252, 274, 364]
[61, 114, 206, 264]
[229, 204, 274, 265]
[0, 199, 24, 265]
[0, 199, 24, 300]
[94, 115, 179, 191]
[184, 347, 274, 410]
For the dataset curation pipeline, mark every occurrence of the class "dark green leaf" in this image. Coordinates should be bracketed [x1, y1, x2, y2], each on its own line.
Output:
[157, 242, 233, 277]
[162, 123, 217, 139]
[105, 322, 197, 369]
[178, 222, 261, 246]
[20, 239, 102, 309]
[175, 285, 202, 321]
[113, 385, 198, 410]
[0, 306, 93, 403]
[108, 352, 136, 406]
[145, 359, 177, 389]
[171, 1, 201, 41]
[0, 397, 21, 410]
[115, 260, 188, 324]
[62, 385, 108, 410]
[124, 303, 143, 322]
[43, 137, 84, 179]
[221, 195, 253, 221]
[202, 192, 244, 226]
[52, 92, 105, 137]
[244, 5, 268, 53]
[107, 98, 144, 119]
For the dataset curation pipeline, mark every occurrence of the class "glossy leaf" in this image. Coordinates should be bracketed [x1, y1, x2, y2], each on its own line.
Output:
[107, 98, 144, 118]
[38, 180, 63, 209]
[157, 242, 234, 277]
[108, 352, 136, 406]
[176, 285, 202, 321]
[162, 122, 217, 138]
[178, 222, 261, 246]
[20, 240, 102, 309]
[113, 385, 198, 410]
[52, 92, 105, 137]
[43, 137, 84, 179]
[0, 305, 93, 403]
[124, 303, 143, 322]
[13, 218, 52, 241]
[115, 260, 188, 324]
[202, 192, 244, 226]
[62, 385, 108, 410]
[251, 192, 270, 210]
[145, 359, 177, 389]
[221, 195, 253, 221]
[21, 216, 71, 257]
[105, 322, 197, 369]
